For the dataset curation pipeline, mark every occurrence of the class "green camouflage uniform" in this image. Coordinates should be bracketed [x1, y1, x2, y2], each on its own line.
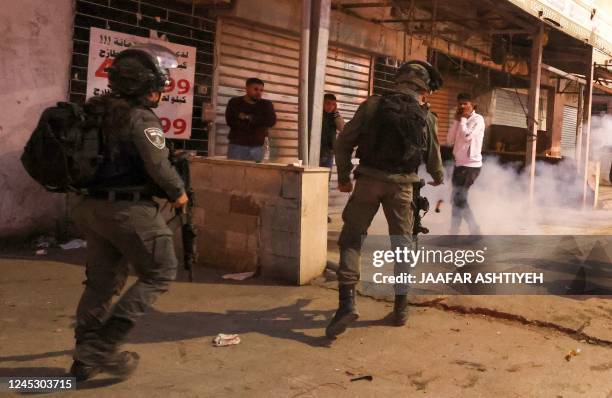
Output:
[71, 105, 184, 349]
[334, 88, 444, 286]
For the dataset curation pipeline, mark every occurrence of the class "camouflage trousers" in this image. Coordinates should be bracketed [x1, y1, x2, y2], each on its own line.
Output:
[71, 197, 177, 343]
[337, 175, 414, 286]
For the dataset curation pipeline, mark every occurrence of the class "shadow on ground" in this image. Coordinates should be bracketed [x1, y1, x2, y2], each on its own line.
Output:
[131, 298, 393, 347]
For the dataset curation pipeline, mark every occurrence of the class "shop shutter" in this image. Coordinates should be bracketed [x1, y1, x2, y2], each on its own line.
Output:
[561, 105, 578, 158]
[492, 89, 547, 130]
[325, 47, 372, 212]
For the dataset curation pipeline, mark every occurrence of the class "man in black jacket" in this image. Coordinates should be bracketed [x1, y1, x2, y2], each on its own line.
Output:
[225, 78, 277, 161]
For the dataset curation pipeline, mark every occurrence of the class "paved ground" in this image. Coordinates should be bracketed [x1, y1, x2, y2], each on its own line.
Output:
[1, 249, 611, 397]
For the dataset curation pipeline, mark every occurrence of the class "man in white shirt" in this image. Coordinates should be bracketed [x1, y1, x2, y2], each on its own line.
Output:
[446, 93, 485, 235]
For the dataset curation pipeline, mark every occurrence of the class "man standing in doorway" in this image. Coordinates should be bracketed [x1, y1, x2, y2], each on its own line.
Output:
[225, 78, 277, 162]
[320, 93, 345, 171]
[321, 93, 345, 223]
[447, 92, 485, 235]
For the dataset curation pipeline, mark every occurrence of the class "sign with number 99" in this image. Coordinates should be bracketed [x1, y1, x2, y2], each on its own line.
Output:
[160, 117, 188, 135]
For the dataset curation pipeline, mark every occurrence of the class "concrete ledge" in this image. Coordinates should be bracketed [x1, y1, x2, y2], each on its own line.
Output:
[192, 156, 330, 173]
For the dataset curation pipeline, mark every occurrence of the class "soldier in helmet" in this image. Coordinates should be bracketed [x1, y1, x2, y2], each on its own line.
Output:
[69, 44, 188, 380]
[326, 60, 445, 339]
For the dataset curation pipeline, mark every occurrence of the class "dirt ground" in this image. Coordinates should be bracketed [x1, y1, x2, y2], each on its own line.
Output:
[0, 249, 611, 398]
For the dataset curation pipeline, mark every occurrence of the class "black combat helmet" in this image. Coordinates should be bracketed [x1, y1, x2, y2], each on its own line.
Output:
[107, 43, 178, 97]
[395, 60, 443, 93]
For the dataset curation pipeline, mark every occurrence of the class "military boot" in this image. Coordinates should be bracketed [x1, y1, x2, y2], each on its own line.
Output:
[325, 285, 359, 339]
[71, 327, 102, 382]
[391, 295, 409, 326]
[73, 316, 139, 380]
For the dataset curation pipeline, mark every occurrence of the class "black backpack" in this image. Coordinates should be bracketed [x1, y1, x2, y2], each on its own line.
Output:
[357, 94, 428, 173]
[21, 102, 104, 193]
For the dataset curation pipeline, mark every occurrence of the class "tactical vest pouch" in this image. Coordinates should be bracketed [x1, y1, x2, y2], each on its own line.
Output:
[357, 94, 427, 173]
[21, 102, 103, 193]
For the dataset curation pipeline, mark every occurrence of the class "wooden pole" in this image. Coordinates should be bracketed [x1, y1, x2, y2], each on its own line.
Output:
[582, 48, 595, 207]
[575, 85, 583, 165]
[307, 0, 331, 166]
[593, 161, 601, 208]
[526, 23, 545, 203]
[298, 0, 311, 165]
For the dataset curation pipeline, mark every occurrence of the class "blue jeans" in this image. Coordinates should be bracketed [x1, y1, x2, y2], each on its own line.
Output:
[227, 144, 265, 162]
[320, 152, 334, 181]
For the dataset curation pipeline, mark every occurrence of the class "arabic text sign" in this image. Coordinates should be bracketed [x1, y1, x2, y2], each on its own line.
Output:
[86, 27, 196, 139]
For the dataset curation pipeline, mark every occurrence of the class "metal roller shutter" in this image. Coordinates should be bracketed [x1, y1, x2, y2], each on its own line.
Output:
[325, 47, 372, 122]
[492, 89, 547, 130]
[212, 20, 300, 163]
[427, 87, 453, 144]
[325, 47, 372, 211]
[561, 105, 578, 158]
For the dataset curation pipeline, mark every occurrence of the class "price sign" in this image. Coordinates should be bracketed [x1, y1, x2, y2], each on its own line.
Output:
[86, 27, 196, 139]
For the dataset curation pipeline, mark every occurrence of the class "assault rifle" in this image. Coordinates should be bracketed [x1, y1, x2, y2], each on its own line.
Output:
[412, 179, 430, 239]
[168, 144, 197, 282]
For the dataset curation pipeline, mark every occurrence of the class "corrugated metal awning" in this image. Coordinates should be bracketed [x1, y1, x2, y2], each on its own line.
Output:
[505, 0, 612, 57]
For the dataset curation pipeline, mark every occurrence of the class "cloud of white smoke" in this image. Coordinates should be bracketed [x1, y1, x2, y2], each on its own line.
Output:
[367, 114, 612, 235]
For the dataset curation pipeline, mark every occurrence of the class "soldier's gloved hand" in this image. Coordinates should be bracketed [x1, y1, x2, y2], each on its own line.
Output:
[427, 180, 443, 187]
[172, 192, 189, 209]
[338, 181, 353, 193]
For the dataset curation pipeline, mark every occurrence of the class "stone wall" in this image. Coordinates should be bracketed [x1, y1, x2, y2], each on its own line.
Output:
[190, 157, 329, 284]
[0, 0, 74, 239]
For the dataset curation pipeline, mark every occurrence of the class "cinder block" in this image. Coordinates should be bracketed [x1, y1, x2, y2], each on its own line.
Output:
[266, 197, 301, 209]
[229, 194, 261, 216]
[198, 229, 225, 251]
[224, 230, 248, 251]
[190, 162, 213, 185]
[193, 207, 205, 226]
[210, 165, 246, 192]
[197, 234, 226, 265]
[270, 205, 300, 232]
[224, 250, 259, 272]
[261, 229, 299, 257]
[244, 167, 282, 195]
[259, 205, 275, 231]
[281, 171, 301, 199]
[195, 188, 231, 215]
[260, 204, 299, 232]
[247, 232, 259, 252]
[201, 212, 228, 233]
[205, 212, 259, 235]
[260, 252, 299, 282]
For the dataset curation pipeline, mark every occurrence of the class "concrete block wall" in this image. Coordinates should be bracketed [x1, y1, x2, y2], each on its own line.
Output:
[0, 0, 74, 239]
[190, 157, 329, 285]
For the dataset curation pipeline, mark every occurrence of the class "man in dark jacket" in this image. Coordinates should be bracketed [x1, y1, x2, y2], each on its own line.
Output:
[225, 78, 277, 161]
[320, 93, 345, 171]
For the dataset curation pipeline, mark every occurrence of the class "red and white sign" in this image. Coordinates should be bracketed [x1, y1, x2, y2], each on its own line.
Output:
[86, 27, 196, 139]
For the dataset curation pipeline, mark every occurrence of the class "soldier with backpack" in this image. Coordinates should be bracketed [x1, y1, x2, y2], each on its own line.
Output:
[326, 60, 445, 339]
[71, 44, 190, 381]
[21, 43, 188, 381]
